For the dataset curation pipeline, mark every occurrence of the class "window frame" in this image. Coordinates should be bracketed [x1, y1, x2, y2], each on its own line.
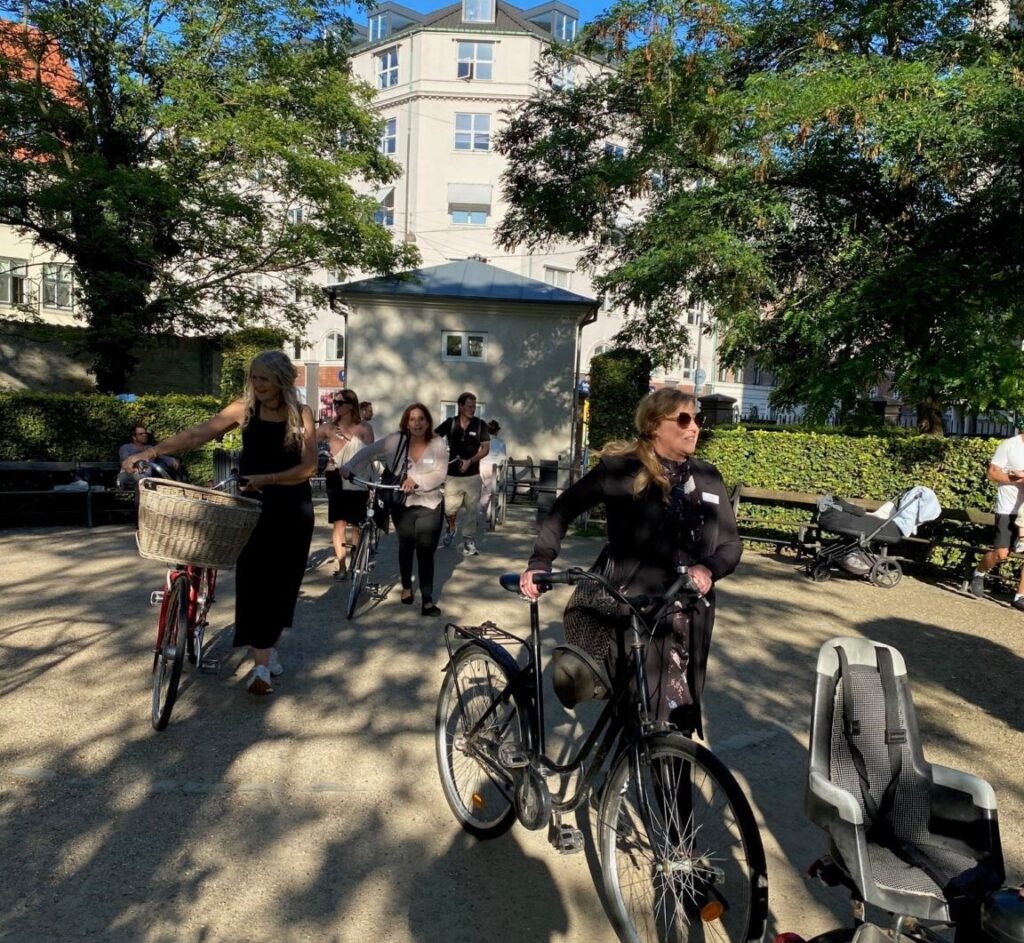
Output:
[368, 12, 389, 41]
[449, 205, 489, 225]
[0, 257, 28, 306]
[454, 112, 491, 152]
[543, 266, 571, 289]
[462, 0, 495, 24]
[377, 46, 399, 89]
[324, 330, 345, 363]
[456, 41, 493, 80]
[379, 116, 397, 155]
[374, 188, 396, 227]
[42, 263, 73, 310]
[552, 11, 577, 40]
[442, 330, 487, 363]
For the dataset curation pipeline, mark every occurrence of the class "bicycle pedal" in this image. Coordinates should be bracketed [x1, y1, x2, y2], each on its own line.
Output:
[366, 583, 386, 600]
[198, 658, 220, 674]
[149, 590, 164, 606]
[498, 744, 531, 768]
[548, 822, 584, 855]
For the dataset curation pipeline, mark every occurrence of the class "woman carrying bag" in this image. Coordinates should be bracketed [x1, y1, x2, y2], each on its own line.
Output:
[340, 403, 448, 616]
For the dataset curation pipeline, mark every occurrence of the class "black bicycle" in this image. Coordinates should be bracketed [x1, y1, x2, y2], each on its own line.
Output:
[434, 566, 769, 943]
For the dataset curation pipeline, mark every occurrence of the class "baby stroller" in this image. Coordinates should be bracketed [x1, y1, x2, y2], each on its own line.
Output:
[807, 485, 941, 589]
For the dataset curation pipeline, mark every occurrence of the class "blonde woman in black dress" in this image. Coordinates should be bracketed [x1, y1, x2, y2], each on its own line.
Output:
[122, 350, 317, 695]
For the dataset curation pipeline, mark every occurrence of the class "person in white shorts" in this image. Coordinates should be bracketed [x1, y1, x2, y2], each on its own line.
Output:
[970, 427, 1024, 610]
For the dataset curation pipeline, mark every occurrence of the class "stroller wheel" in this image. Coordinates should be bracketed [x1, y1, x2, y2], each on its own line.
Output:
[809, 561, 832, 582]
[869, 558, 902, 589]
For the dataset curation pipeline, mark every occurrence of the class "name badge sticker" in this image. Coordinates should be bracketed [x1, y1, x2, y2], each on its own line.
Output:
[421, 456, 434, 466]
[701, 491, 720, 505]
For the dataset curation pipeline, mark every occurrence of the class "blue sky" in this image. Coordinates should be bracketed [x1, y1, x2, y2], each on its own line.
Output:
[380, 0, 613, 26]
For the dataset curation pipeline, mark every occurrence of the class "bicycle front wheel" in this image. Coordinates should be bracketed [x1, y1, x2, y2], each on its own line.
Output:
[152, 576, 188, 731]
[435, 646, 525, 838]
[346, 531, 371, 620]
[599, 734, 768, 943]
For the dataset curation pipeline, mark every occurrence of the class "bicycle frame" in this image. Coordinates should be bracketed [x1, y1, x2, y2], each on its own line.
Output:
[442, 581, 667, 814]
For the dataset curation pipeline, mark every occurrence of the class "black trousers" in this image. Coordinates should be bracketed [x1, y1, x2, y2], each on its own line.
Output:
[392, 504, 443, 601]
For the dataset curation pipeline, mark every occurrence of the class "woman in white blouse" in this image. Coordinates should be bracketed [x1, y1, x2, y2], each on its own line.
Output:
[341, 402, 449, 616]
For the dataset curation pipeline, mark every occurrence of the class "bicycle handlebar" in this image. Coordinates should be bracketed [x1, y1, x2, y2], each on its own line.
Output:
[530, 565, 710, 623]
[136, 460, 247, 493]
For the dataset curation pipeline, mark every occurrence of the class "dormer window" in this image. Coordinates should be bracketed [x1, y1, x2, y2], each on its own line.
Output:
[462, 0, 495, 24]
[553, 11, 576, 41]
[368, 12, 389, 41]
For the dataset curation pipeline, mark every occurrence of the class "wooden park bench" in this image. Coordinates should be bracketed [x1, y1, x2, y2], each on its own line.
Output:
[0, 460, 135, 528]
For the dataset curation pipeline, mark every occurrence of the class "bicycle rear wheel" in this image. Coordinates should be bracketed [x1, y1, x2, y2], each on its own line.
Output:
[152, 576, 188, 731]
[435, 646, 525, 838]
[599, 734, 768, 943]
[346, 531, 371, 620]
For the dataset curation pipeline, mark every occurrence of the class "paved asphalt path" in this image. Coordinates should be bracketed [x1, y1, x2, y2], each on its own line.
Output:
[1, 507, 1022, 942]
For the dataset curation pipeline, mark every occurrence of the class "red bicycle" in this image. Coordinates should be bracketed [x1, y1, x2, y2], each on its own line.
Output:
[136, 464, 252, 730]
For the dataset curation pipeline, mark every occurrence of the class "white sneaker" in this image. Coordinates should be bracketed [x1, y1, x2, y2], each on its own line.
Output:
[463, 539, 479, 556]
[268, 648, 283, 677]
[247, 665, 273, 696]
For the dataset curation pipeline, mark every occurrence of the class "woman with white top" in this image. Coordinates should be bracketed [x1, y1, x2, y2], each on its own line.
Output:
[341, 402, 449, 616]
[480, 418, 508, 521]
[318, 388, 374, 579]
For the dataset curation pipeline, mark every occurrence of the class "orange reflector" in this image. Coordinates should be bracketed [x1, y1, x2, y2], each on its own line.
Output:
[700, 900, 725, 922]
[471, 793, 485, 809]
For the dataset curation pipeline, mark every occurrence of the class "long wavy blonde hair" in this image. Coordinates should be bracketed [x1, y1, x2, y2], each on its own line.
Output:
[242, 350, 305, 451]
[599, 388, 698, 502]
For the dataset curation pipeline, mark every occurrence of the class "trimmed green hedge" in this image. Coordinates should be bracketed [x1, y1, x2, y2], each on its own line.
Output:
[697, 426, 1000, 573]
[0, 392, 240, 485]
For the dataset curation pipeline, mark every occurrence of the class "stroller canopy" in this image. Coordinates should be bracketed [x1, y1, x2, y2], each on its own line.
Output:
[889, 485, 941, 537]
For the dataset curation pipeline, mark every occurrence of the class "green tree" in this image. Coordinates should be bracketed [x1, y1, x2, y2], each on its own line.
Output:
[0, 2, 416, 392]
[588, 347, 651, 449]
[496, 0, 1024, 434]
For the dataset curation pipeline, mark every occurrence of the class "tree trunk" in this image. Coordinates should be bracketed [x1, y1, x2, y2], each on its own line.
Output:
[916, 396, 945, 437]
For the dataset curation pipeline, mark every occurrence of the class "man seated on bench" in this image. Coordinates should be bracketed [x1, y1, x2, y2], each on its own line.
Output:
[117, 425, 180, 488]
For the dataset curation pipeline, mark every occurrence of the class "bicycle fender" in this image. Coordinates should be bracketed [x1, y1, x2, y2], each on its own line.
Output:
[453, 637, 525, 687]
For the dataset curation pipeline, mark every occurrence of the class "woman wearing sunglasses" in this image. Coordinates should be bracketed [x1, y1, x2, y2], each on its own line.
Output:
[318, 389, 374, 579]
[519, 387, 741, 740]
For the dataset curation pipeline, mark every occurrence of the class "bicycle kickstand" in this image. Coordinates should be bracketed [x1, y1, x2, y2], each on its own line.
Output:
[548, 813, 584, 855]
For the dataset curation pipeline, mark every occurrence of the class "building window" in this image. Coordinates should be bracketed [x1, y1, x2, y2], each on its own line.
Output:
[450, 207, 488, 225]
[324, 331, 345, 362]
[447, 183, 490, 224]
[454, 113, 490, 151]
[680, 354, 694, 380]
[368, 13, 389, 41]
[462, 0, 495, 24]
[377, 47, 399, 89]
[686, 309, 698, 325]
[0, 258, 28, 305]
[752, 364, 763, 385]
[374, 187, 395, 226]
[543, 266, 571, 289]
[379, 117, 397, 155]
[443, 330, 486, 362]
[604, 142, 626, 159]
[553, 11, 577, 40]
[551, 64, 575, 90]
[42, 263, 73, 309]
[718, 365, 732, 383]
[456, 41, 494, 80]
[287, 206, 304, 225]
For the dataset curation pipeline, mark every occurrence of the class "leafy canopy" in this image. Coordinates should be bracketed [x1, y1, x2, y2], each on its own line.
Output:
[495, 0, 1024, 428]
[0, 1, 416, 391]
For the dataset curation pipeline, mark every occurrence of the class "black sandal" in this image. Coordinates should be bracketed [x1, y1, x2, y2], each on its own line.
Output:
[401, 589, 414, 605]
[421, 601, 441, 617]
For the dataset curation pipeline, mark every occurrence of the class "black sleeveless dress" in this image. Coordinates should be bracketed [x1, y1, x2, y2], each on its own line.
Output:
[234, 405, 315, 650]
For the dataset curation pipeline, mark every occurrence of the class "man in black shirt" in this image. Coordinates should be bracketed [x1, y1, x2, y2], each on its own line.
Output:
[435, 391, 490, 555]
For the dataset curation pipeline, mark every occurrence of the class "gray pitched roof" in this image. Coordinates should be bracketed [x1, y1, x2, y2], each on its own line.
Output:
[424, 1, 549, 37]
[330, 259, 596, 306]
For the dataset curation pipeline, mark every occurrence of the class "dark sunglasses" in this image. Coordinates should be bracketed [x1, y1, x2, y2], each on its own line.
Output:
[334, 398, 354, 408]
[668, 411, 705, 429]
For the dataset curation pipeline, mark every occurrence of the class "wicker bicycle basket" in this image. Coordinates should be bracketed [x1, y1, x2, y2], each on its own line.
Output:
[137, 478, 262, 569]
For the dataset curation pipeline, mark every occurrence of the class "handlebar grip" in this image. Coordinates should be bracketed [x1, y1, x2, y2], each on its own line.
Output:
[531, 571, 572, 586]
